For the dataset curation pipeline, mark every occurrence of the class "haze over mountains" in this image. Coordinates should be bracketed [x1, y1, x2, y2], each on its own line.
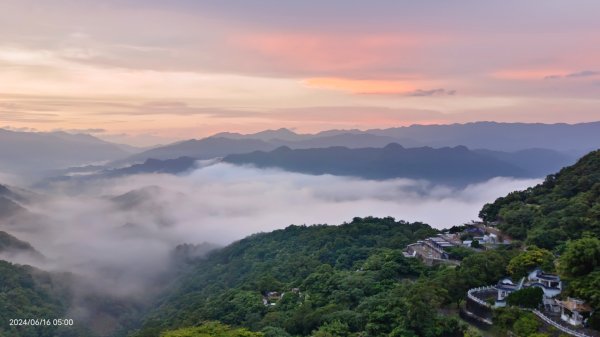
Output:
[0, 128, 136, 178]
[1, 121, 599, 186]
[116, 122, 600, 165]
[215, 121, 600, 151]
[222, 144, 562, 185]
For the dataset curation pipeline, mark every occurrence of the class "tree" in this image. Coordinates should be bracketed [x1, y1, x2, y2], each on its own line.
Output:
[498, 204, 538, 240]
[160, 321, 264, 337]
[459, 250, 511, 288]
[405, 281, 448, 337]
[477, 150, 600, 247]
[512, 313, 539, 337]
[494, 307, 522, 331]
[566, 271, 600, 310]
[463, 327, 483, 337]
[558, 236, 600, 277]
[526, 228, 567, 251]
[506, 287, 543, 309]
[310, 320, 350, 337]
[588, 312, 600, 331]
[471, 240, 482, 249]
[507, 247, 554, 279]
[434, 268, 468, 308]
[445, 246, 475, 261]
[260, 326, 292, 337]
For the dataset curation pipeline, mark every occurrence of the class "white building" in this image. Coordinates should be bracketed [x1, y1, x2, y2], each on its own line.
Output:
[495, 278, 523, 307]
[527, 269, 562, 298]
[557, 298, 592, 327]
[494, 269, 562, 310]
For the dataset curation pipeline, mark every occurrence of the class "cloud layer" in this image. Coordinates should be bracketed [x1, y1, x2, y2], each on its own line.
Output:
[4, 163, 539, 297]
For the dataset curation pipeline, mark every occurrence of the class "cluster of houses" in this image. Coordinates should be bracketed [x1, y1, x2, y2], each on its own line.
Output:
[480, 268, 593, 328]
[405, 222, 596, 332]
[403, 223, 509, 265]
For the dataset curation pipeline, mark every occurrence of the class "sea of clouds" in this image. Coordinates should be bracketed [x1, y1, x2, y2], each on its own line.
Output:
[2, 162, 541, 299]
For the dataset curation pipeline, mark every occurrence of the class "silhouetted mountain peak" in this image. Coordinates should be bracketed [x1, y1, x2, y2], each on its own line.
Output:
[212, 128, 301, 142]
[273, 146, 293, 152]
[383, 143, 405, 151]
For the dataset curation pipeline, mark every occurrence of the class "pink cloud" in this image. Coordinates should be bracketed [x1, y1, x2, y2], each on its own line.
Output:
[490, 68, 569, 81]
[228, 32, 431, 77]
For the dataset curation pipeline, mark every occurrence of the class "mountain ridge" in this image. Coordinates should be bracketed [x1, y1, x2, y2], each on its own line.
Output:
[222, 144, 532, 185]
[114, 122, 599, 166]
[0, 128, 134, 176]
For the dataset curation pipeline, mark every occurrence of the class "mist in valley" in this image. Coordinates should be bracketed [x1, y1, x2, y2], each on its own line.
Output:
[3, 163, 540, 296]
[0, 159, 544, 334]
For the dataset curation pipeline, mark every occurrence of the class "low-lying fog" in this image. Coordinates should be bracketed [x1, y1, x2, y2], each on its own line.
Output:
[4, 162, 540, 297]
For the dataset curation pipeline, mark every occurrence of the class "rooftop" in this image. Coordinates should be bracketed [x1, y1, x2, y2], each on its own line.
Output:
[557, 298, 592, 312]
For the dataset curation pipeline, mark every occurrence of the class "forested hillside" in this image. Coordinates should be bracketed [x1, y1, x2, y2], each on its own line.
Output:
[131, 218, 518, 337]
[479, 149, 600, 250]
[0, 261, 80, 337]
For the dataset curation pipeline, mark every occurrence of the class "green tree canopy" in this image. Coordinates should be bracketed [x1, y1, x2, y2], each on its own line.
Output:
[512, 313, 540, 337]
[506, 287, 543, 309]
[507, 247, 554, 279]
[459, 250, 513, 287]
[479, 150, 600, 249]
[160, 322, 264, 337]
[558, 236, 600, 277]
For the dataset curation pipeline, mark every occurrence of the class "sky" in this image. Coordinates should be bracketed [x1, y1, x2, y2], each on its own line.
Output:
[1, 0, 600, 145]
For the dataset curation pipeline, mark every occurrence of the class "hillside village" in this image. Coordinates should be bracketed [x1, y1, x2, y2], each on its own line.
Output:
[465, 268, 597, 337]
[257, 221, 597, 337]
[401, 221, 598, 337]
[402, 221, 510, 265]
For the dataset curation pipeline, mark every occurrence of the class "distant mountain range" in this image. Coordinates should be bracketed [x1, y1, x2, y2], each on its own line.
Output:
[104, 157, 199, 177]
[0, 129, 138, 176]
[213, 122, 600, 152]
[3, 122, 599, 184]
[115, 137, 275, 165]
[472, 148, 575, 177]
[361, 122, 600, 153]
[116, 122, 599, 166]
[46, 145, 577, 186]
[223, 144, 571, 185]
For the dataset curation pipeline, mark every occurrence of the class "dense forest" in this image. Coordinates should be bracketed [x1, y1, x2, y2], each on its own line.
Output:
[0, 261, 80, 337]
[479, 149, 600, 250]
[129, 217, 522, 337]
